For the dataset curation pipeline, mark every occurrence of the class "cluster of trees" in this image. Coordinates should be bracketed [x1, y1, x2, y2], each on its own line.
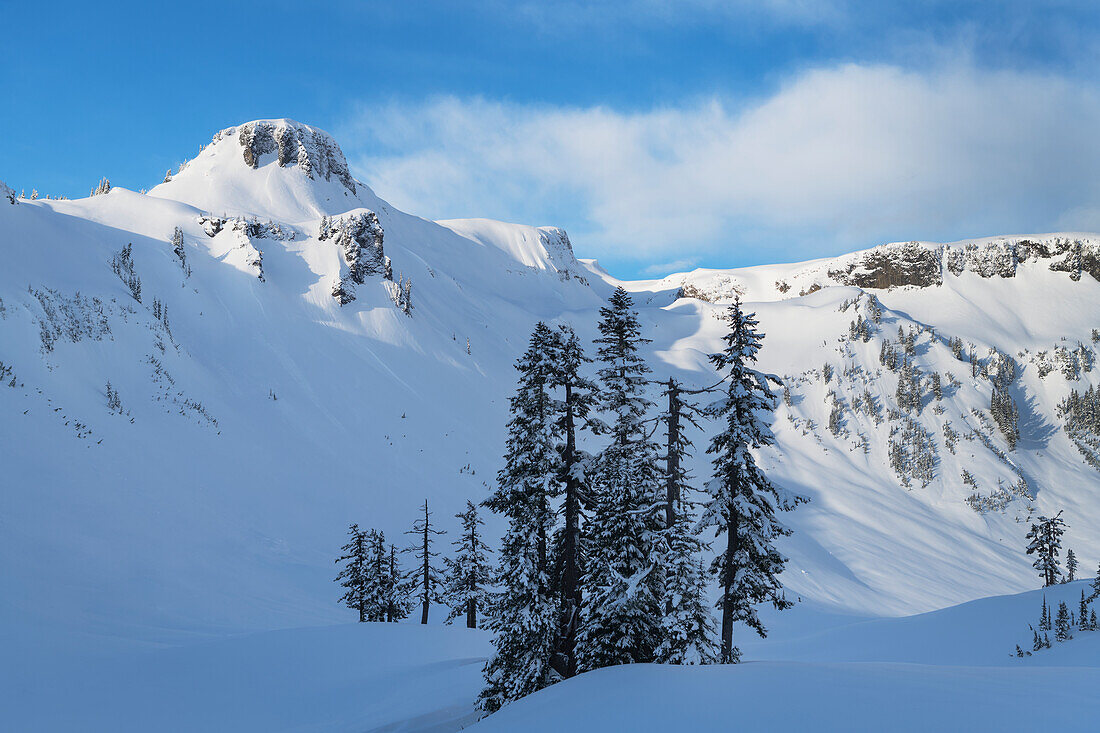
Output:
[1012, 516, 1099, 656]
[1019, 583, 1100, 656]
[478, 288, 804, 713]
[334, 499, 492, 628]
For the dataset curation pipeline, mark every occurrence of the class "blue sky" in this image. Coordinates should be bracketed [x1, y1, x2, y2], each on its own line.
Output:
[5, 1, 1100, 277]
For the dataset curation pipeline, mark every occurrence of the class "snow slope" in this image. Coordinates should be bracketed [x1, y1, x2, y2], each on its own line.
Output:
[3, 118, 1100, 728]
[4, 582, 1095, 731]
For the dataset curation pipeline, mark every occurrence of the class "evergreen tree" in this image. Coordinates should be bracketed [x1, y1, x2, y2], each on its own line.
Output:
[654, 377, 718, 665]
[990, 384, 1020, 450]
[1091, 608, 1098, 631]
[480, 323, 561, 713]
[334, 523, 370, 622]
[576, 287, 665, 671]
[701, 300, 806, 664]
[1080, 590, 1090, 632]
[171, 226, 186, 269]
[404, 499, 445, 624]
[1040, 595, 1052, 631]
[546, 324, 598, 678]
[1026, 512, 1067, 587]
[1056, 601, 1072, 641]
[442, 500, 492, 628]
[895, 358, 922, 414]
[364, 529, 388, 621]
[655, 507, 718, 664]
[1066, 548, 1078, 582]
[385, 544, 412, 622]
[1032, 629, 1042, 652]
[1089, 562, 1100, 603]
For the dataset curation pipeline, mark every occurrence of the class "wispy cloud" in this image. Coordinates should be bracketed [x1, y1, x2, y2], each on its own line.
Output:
[641, 259, 701, 277]
[341, 62, 1100, 268]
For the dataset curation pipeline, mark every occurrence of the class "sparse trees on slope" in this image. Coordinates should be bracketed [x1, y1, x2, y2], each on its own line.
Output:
[1026, 512, 1067, 587]
[480, 323, 561, 713]
[335, 523, 370, 622]
[404, 499, 445, 624]
[702, 299, 806, 664]
[442, 500, 492, 628]
[576, 287, 665, 671]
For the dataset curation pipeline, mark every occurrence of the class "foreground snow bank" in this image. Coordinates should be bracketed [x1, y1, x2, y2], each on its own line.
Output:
[2, 623, 491, 733]
[469, 661, 1100, 733]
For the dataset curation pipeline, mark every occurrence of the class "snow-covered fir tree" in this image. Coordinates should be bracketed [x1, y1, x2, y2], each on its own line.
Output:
[442, 500, 492, 628]
[334, 523, 370, 622]
[990, 384, 1020, 450]
[1089, 562, 1100, 603]
[895, 357, 922, 414]
[1079, 590, 1090, 631]
[654, 377, 717, 665]
[1066, 548, 1078, 582]
[546, 324, 598, 679]
[701, 299, 806, 664]
[479, 323, 561, 713]
[170, 226, 188, 273]
[404, 499, 445, 624]
[576, 287, 665, 671]
[1056, 601, 1072, 641]
[1026, 512, 1067, 587]
[385, 543, 412, 622]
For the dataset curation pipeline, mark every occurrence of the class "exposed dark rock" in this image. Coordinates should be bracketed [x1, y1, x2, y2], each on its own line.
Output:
[330, 211, 390, 305]
[235, 120, 357, 194]
[830, 242, 942, 289]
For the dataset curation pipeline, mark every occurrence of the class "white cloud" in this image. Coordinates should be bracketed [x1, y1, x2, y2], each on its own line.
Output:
[341, 63, 1100, 267]
[641, 258, 701, 277]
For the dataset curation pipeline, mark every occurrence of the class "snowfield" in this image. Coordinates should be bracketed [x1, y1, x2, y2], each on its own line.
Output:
[3, 118, 1100, 730]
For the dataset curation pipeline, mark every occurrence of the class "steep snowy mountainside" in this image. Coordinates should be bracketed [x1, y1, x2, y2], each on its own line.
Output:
[3, 118, 1100, 650]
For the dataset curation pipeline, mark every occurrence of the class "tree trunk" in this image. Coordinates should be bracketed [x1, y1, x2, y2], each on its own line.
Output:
[359, 603, 366, 624]
[720, 497, 738, 664]
[467, 597, 477, 629]
[665, 378, 680, 529]
[557, 382, 581, 678]
[421, 502, 430, 624]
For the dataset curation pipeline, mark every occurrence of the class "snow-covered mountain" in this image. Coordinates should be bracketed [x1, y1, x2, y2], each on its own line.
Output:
[3, 118, 1099, 653]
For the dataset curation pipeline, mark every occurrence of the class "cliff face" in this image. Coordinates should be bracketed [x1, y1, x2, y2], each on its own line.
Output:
[234, 120, 357, 194]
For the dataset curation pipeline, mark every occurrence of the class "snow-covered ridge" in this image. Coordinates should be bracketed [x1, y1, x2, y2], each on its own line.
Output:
[645, 235, 1100, 304]
[438, 218, 589, 284]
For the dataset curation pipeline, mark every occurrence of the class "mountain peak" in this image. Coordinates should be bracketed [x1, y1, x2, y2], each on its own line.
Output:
[225, 119, 356, 195]
[149, 119, 370, 221]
